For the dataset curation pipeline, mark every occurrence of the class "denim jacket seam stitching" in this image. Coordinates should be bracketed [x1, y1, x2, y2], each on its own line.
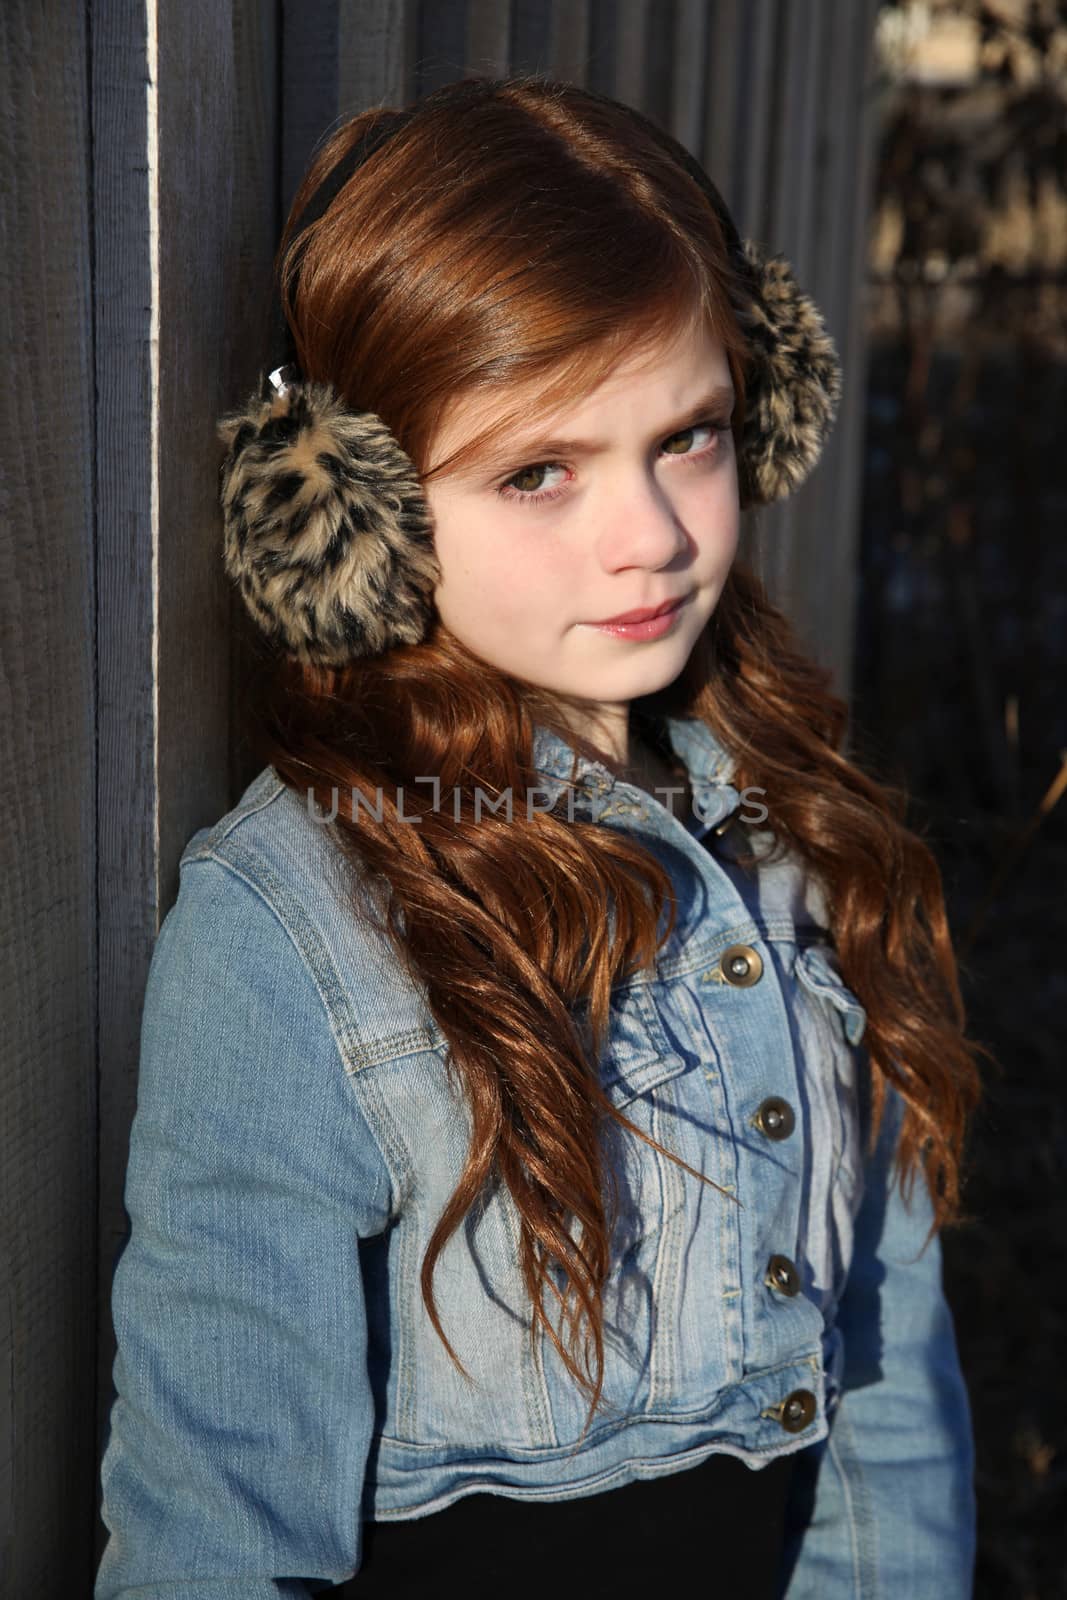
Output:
[191, 845, 408, 1212]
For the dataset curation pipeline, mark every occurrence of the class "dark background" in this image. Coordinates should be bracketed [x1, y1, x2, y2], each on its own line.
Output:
[855, 5, 1067, 1593]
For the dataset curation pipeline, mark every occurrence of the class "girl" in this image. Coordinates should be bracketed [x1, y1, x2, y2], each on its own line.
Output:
[96, 74, 986, 1599]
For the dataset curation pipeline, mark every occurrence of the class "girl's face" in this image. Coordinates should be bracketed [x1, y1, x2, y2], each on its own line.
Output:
[423, 315, 740, 759]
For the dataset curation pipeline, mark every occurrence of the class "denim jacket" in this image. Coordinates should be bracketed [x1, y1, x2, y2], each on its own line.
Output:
[96, 714, 976, 1598]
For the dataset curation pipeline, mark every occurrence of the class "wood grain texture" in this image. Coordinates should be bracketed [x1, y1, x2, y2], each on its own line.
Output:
[734, 0, 881, 702]
[92, 0, 280, 1576]
[547, 0, 591, 83]
[466, 0, 512, 78]
[339, 0, 419, 113]
[510, 0, 551, 74]
[90, 15, 160, 1568]
[416, 0, 468, 96]
[282, 0, 341, 220]
[670, 0, 712, 153]
[0, 3, 97, 1591]
[612, 0, 652, 108]
[226, 0, 282, 807]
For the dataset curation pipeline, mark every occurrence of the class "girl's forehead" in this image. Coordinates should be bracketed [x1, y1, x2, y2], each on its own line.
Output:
[431, 312, 728, 469]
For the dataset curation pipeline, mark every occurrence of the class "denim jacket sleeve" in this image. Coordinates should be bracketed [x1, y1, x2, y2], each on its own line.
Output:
[778, 1076, 977, 1599]
[95, 853, 394, 1598]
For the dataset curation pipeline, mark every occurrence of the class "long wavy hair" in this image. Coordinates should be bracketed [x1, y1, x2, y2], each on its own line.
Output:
[242, 74, 987, 1444]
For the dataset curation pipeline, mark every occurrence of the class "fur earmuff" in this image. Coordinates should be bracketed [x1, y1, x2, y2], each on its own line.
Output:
[735, 240, 843, 508]
[216, 381, 439, 668]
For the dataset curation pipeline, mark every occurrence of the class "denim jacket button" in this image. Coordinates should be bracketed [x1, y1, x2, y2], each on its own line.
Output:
[765, 1254, 801, 1297]
[775, 1389, 817, 1433]
[753, 1096, 795, 1140]
[719, 943, 763, 987]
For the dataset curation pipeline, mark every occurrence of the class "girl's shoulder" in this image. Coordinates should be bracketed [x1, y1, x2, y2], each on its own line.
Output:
[172, 765, 442, 1070]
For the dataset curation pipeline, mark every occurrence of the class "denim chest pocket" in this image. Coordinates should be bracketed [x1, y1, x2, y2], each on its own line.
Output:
[596, 983, 690, 1106]
[793, 943, 867, 1048]
[792, 942, 867, 1198]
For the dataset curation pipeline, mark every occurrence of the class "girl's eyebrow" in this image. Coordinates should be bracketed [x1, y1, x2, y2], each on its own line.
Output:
[471, 384, 736, 476]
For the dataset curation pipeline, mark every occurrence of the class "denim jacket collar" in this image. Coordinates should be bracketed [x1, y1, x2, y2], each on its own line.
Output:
[531, 712, 740, 832]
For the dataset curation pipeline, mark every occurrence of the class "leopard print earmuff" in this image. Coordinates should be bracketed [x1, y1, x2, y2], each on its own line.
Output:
[217, 78, 842, 669]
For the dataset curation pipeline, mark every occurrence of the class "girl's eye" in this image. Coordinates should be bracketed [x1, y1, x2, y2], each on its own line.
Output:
[661, 422, 722, 457]
[495, 419, 732, 507]
[500, 461, 569, 500]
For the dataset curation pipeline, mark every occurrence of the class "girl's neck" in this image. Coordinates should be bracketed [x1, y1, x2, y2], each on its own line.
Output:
[614, 727, 692, 814]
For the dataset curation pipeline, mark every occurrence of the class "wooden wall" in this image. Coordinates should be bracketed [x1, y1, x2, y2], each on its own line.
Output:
[1, 5, 98, 1591]
[0, 2, 879, 1589]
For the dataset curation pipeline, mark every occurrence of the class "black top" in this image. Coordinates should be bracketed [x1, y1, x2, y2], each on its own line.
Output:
[337, 1447, 797, 1597]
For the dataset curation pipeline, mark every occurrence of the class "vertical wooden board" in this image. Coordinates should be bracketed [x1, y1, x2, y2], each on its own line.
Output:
[705, 0, 770, 588]
[466, 0, 512, 77]
[751, 0, 814, 624]
[775, 0, 822, 280]
[670, 0, 711, 154]
[155, 2, 243, 893]
[282, 0, 341, 219]
[612, 0, 652, 108]
[0, 2, 97, 1592]
[730, 0, 779, 241]
[416, 0, 469, 95]
[775, 0, 848, 674]
[763, 0, 880, 697]
[93, 0, 282, 1574]
[512, 0, 553, 74]
[726, 0, 880, 701]
[823, 0, 883, 708]
[227, 0, 285, 409]
[703, 0, 742, 191]
[546, 0, 592, 83]
[90, 0, 158, 1572]
[228, 0, 283, 805]
[586, 0, 619, 93]
[338, 0, 420, 114]
[642, 0, 680, 128]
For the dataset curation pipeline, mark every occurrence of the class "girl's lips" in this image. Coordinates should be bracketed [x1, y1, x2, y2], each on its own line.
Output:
[581, 593, 690, 640]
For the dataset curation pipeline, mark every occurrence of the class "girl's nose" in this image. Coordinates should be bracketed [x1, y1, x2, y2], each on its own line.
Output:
[596, 477, 690, 573]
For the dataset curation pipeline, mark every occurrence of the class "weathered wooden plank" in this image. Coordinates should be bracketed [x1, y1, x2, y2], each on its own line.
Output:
[512, 0, 552, 73]
[752, 0, 881, 696]
[700, 0, 877, 700]
[547, 0, 591, 83]
[731, 0, 779, 240]
[282, 0, 341, 219]
[586, 0, 619, 94]
[753, 0, 821, 623]
[416, 0, 469, 96]
[0, 2, 97, 1591]
[92, 0, 280, 1580]
[339, 0, 419, 112]
[670, 0, 711, 154]
[467, 0, 512, 77]
[820, 0, 883, 705]
[89, 2, 157, 1576]
[777, 0, 823, 282]
[703, 0, 743, 190]
[228, 0, 284, 806]
[612, 0, 652, 108]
